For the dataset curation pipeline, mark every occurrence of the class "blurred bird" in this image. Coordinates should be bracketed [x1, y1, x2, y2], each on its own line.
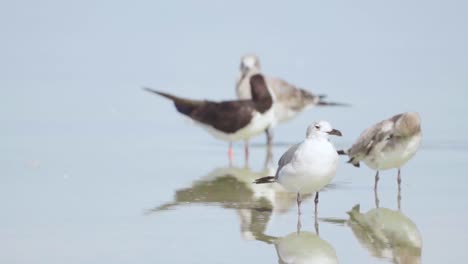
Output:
[275, 231, 339, 264]
[338, 112, 422, 206]
[146, 165, 305, 243]
[347, 205, 422, 264]
[236, 54, 348, 147]
[144, 74, 274, 161]
[254, 121, 342, 217]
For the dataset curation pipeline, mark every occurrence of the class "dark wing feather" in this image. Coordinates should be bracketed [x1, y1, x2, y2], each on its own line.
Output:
[143, 87, 256, 134]
[190, 100, 255, 133]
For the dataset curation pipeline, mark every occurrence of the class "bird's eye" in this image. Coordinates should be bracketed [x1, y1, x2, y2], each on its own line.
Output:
[315, 125, 320, 129]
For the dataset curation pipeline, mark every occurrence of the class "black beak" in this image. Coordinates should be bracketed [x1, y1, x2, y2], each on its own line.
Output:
[328, 129, 342, 137]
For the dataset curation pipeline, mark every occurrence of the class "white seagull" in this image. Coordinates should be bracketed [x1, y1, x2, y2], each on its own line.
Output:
[144, 74, 274, 161]
[236, 54, 347, 146]
[254, 121, 342, 216]
[339, 112, 422, 205]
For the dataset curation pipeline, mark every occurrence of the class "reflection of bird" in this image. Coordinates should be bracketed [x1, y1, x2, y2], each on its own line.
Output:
[275, 231, 338, 264]
[338, 112, 422, 207]
[252, 202, 338, 264]
[347, 205, 422, 264]
[147, 166, 306, 243]
[144, 74, 274, 161]
[236, 54, 347, 146]
[255, 121, 341, 216]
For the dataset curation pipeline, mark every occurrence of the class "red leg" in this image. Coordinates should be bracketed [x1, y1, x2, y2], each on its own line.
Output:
[228, 142, 233, 161]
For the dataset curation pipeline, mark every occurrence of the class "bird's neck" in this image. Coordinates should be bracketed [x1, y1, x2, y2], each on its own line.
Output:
[240, 68, 261, 80]
[305, 135, 329, 142]
[250, 74, 273, 114]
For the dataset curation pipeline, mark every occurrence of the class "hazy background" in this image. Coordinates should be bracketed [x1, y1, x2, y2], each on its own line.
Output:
[1, 0, 467, 263]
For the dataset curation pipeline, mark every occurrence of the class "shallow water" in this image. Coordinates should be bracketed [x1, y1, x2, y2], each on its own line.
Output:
[2, 120, 468, 263]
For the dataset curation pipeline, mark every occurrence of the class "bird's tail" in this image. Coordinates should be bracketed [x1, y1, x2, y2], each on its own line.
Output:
[253, 176, 276, 184]
[347, 157, 360, 168]
[143, 87, 182, 101]
[301, 89, 350, 107]
[317, 98, 350, 106]
[337, 150, 347, 155]
[337, 150, 360, 167]
[346, 204, 362, 221]
[142, 87, 203, 116]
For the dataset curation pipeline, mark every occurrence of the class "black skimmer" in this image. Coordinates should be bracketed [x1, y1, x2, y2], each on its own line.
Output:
[144, 74, 274, 161]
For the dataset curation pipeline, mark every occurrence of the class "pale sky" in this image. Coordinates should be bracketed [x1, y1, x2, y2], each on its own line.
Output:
[1, 0, 467, 142]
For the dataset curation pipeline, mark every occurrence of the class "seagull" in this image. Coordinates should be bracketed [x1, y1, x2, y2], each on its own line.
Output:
[254, 121, 342, 217]
[144, 74, 274, 161]
[338, 112, 422, 207]
[236, 54, 347, 146]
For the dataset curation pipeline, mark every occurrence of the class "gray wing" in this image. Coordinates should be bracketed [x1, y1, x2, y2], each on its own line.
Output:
[348, 119, 395, 163]
[268, 77, 320, 111]
[275, 143, 300, 178]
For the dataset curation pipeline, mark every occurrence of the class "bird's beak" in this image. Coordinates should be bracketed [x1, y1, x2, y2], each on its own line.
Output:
[328, 129, 342, 136]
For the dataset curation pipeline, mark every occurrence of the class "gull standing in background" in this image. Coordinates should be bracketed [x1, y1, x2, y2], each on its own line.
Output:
[143, 74, 274, 162]
[254, 121, 342, 226]
[236, 54, 347, 148]
[338, 112, 422, 208]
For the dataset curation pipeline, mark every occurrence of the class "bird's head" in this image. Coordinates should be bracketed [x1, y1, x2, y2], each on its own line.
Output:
[395, 112, 421, 137]
[306, 121, 342, 139]
[240, 54, 261, 74]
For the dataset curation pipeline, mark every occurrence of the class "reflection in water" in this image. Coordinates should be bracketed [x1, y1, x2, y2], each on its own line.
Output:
[147, 165, 310, 242]
[274, 231, 338, 264]
[149, 163, 340, 263]
[257, 214, 338, 264]
[346, 205, 422, 264]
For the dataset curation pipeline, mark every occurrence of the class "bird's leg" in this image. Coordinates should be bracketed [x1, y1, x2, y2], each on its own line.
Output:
[374, 171, 380, 192]
[265, 127, 273, 148]
[264, 143, 274, 168]
[314, 192, 319, 236]
[228, 142, 234, 163]
[297, 209, 302, 234]
[244, 140, 249, 166]
[397, 168, 402, 211]
[374, 171, 380, 208]
[244, 140, 249, 159]
[297, 192, 302, 215]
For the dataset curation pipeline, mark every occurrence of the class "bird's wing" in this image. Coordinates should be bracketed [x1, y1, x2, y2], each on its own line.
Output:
[268, 77, 320, 111]
[275, 143, 301, 178]
[190, 100, 255, 133]
[348, 119, 395, 161]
